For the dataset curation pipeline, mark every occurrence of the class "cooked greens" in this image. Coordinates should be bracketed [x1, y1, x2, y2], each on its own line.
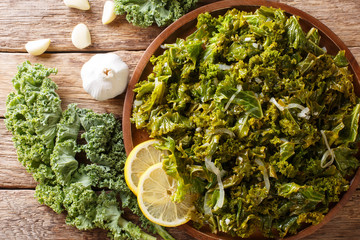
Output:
[5, 61, 175, 240]
[132, 7, 360, 238]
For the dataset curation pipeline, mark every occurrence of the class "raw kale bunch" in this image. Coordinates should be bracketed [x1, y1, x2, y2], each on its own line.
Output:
[132, 7, 360, 238]
[114, 0, 198, 27]
[5, 61, 174, 240]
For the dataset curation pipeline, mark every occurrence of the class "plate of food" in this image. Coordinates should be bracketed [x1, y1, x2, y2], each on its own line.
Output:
[122, 0, 360, 239]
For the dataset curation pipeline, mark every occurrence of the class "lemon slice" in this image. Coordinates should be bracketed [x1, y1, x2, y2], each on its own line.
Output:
[137, 162, 194, 227]
[125, 139, 164, 195]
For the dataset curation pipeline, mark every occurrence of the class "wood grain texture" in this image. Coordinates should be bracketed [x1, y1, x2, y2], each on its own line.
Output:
[0, 51, 143, 117]
[0, 0, 358, 52]
[0, 119, 36, 189]
[0, 0, 163, 52]
[0, 190, 194, 240]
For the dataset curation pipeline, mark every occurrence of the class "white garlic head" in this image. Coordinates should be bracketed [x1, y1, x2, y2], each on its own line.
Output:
[81, 53, 129, 101]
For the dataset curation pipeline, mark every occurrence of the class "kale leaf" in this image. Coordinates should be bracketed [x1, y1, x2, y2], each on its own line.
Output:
[6, 61, 174, 240]
[114, 0, 198, 27]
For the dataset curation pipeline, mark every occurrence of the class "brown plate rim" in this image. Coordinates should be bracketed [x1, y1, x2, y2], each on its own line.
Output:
[122, 1, 360, 239]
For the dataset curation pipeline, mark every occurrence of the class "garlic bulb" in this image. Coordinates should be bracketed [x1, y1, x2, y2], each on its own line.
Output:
[81, 53, 129, 101]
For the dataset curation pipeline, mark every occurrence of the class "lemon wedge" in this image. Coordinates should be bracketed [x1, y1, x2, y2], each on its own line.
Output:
[137, 162, 194, 227]
[124, 139, 164, 195]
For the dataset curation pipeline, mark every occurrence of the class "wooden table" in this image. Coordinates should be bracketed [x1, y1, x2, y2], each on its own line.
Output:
[0, 0, 359, 239]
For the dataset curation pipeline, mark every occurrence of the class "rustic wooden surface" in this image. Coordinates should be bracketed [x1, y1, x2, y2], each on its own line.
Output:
[0, 0, 359, 239]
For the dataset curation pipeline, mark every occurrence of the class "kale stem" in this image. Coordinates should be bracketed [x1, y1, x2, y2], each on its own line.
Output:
[153, 223, 176, 240]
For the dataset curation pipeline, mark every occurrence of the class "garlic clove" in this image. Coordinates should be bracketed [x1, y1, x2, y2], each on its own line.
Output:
[102, 1, 116, 25]
[25, 39, 51, 56]
[71, 23, 91, 49]
[63, 0, 90, 10]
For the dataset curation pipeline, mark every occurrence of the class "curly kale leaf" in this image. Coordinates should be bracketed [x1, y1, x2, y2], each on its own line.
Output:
[5, 61, 61, 183]
[51, 104, 80, 186]
[6, 62, 174, 240]
[79, 108, 126, 167]
[114, 0, 198, 27]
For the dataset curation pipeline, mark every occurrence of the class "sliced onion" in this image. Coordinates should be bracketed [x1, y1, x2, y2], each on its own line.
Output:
[133, 100, 143, 106]
[205, 156, 220, 175]
[205, 156, 225, 210]
[270, 99, 310, 119]
[287, 103, 306, 110]
[254, 158, 270, 192]
[213, 128, 235, 138]
[254, 77, 262, 84]
[320, 130, 335, 168]
[224, 85, 242, 111]
[320, 150, 334, 168]
[297, 107, 310, 119]
[269, 97, 285, 111]
[218, 64, 232, 70]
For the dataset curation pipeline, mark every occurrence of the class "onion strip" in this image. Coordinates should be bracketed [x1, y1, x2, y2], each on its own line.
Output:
[213, 128, 235, 137]
[254, 158, 270, 192]
[224, 85, 242, 111]
[205, 156, 225, 210]
[320, 130, 335, 168]
[270, 99, 310, 119]
[269, 97, 285, 111]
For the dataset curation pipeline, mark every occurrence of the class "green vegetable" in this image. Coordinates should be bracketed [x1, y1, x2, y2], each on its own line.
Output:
[114, 0, 198, 27]
[132, 7, 360, 238]
[5, 61, 174, 240]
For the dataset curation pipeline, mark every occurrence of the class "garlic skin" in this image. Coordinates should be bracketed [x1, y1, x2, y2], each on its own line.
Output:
[64, 0, 90, 10]
[25, 39, 51, 56]
[102, 1, 116, 25]
[81, 53, 129, 101]
[72, 23, 91, 49]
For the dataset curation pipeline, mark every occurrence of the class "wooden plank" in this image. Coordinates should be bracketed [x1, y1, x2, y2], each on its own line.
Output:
[0, 51, 143, 117]
[0, 0, 358, 52]
[0, 190, 194, 240]
[1, 189, 360, 239]
[0, 190, 110, 239]
[0, 119, 36, 188]
[0, 0, 163, 52]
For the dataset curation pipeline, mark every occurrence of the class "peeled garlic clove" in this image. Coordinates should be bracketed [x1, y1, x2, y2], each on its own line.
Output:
[71, 23, 91, 49]
[63, 0, 90, 10]
[102, 1, 116, 24]
[25, 39, 51, 56]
